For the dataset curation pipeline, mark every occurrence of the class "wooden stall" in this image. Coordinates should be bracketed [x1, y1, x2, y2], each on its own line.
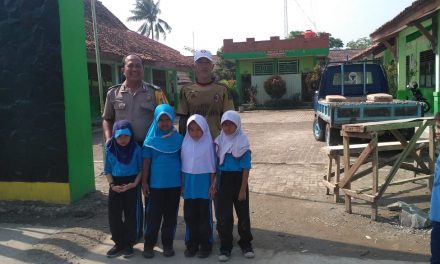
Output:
[322, 117, 435, 220]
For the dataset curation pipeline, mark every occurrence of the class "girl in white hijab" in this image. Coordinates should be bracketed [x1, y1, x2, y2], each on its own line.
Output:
[214, 110, 254, 261]
[181, 114, 216, 258]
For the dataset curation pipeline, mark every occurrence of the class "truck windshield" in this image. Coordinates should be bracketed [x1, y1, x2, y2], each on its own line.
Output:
[332, 72, 374, 86]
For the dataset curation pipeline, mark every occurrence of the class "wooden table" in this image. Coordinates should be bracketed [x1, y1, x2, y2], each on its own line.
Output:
[333, 117, 435, 220]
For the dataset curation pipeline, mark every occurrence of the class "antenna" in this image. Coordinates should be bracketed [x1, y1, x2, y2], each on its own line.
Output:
[284, 0, 288, 38]
[293, 0, 317, 31]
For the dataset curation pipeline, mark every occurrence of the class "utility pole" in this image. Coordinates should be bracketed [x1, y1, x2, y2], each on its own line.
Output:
[284, 0, 288, 38]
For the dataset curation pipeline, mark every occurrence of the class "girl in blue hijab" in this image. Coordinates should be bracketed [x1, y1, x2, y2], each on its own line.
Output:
[141, 104, 183, 258]
[104, 120, 143, 258]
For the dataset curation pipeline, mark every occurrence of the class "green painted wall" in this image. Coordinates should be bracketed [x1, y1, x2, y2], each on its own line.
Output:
[299, 57, 315, 73]
[239, 60, 254, 75]
[59, 0, 95, 201]
[396, 18, 436, 114]
[224, 48, 328, 60]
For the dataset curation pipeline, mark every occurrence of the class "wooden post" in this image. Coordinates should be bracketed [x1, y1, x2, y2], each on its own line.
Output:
[335, 155, 340, 203]
[343, 134, 352, 214]
[326, 154, 332, 195]
[371, 133, 378, 221]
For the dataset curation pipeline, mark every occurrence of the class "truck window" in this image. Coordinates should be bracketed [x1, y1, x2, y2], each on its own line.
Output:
[332, 72, 374, 85]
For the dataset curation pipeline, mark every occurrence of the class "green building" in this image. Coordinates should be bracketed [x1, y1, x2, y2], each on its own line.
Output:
[222, 34, 329, 106]
[352, 0, 439, 114]
[84, 0, 193, 121]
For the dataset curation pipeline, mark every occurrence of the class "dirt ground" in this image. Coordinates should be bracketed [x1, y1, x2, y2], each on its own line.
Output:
[0, 109, 432, 263]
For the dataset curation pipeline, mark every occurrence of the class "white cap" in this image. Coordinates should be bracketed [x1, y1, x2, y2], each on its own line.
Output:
[194, 49, 213, 62]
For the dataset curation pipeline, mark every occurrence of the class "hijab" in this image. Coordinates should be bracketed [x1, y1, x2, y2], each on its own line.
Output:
[215, 110, 250, 165]
[181, 114, 216, 174]
[143, 104, 182, 153]
[106, 120, 136, 164]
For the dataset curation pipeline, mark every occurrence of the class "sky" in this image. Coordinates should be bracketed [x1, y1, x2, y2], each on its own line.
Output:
[98, 0, 414, 56]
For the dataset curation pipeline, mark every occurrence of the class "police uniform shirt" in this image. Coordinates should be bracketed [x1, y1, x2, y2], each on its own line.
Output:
[177, 82, 234, 139]
[103, 81, 158, 143]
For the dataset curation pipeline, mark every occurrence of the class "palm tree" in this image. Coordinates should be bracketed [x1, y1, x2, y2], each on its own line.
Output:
[127, 0, 172, 40]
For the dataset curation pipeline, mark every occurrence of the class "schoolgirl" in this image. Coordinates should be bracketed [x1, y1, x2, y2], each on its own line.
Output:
[141, 104, 183, 258]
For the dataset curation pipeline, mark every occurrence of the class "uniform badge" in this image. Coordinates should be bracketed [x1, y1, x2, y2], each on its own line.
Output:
[214, 94, 220, 102]
[146, 94, 152, 101]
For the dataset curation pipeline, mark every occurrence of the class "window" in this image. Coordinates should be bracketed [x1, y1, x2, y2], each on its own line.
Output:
[253, 62, 273, 75]
[419, 49, 435, 88]
[332, 72, 374, 86]
[405, 55, 410, 85]
[278, 60, 299, 74]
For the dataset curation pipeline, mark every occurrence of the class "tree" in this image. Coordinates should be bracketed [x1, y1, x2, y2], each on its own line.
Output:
[289, 31, 343, 49]
[127, 0, 172, 40]
[215, 48, 236, 81]
[288, 30, 303, 38]
[346, 37, 372, 49]
[329, 35, 344, 49]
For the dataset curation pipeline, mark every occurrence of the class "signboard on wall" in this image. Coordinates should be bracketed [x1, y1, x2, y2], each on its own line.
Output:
[266, 49, 285, 57]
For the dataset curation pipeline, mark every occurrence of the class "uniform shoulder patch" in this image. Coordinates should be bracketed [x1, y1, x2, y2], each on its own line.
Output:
[144, 81, 161, 90]
[107, 84, 122, 92]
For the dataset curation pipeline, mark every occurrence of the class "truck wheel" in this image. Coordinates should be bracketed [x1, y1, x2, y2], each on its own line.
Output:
[326, 124, 341, 146]
[313, 117, 325, 141]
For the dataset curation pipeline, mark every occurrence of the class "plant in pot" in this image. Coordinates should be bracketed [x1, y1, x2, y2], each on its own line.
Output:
[264, 75, 286, 100]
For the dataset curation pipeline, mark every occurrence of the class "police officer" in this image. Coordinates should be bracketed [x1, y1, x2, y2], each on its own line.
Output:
[102, 54, 167, 243]
[177, 49, 234, 139]
[103, 54, 167, 145]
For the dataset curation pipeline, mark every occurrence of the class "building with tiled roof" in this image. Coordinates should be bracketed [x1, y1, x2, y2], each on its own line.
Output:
[351, 0, 439, 113]
[83, 0, 193, 119]
[328, 49, 366, 62]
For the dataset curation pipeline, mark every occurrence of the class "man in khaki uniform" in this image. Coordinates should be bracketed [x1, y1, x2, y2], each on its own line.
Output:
[177, 49, 234, 139]
[103, 54, 167, 145]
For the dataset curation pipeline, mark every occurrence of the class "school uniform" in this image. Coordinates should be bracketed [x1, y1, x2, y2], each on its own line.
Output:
[104, 121, 143, 251]
[217, 151, 253, 252]
[215, 110, 254, 256]
[143, 104, 183, 252]
[181, 114, 216, 254]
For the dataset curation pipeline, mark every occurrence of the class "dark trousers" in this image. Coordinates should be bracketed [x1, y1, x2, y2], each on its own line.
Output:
[135, 189, 143, 242]
[144, 187, 181, 250]
[108, 176, 138, 248]
[135, 141, 144, 242]
[432, 221, 440, 263]
[217, 171, 253, 252]
[184, 198, 213, 251]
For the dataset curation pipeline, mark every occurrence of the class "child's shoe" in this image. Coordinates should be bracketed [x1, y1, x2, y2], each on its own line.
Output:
[106, 245, 124, 258]
[142, 247, 155, 258]
[242, 247, 255, 258]
[123, 246, 134, 258]
[184, 248, 197, 257]
[218, 250, 231, 262]
[163, 247, 175, 257]
[197, 249, 211, 258]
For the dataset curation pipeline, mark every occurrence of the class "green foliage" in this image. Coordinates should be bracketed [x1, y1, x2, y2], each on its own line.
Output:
[384, 62, 397, 97]
[329, 36, 344, 49]
[127, 0, 172, 40]
[243, 84, 258, 105]
[215, 48, 236, 80]
[219, 79, 239, 107]
[288, 30, 303, 38]
[264, 75, 286, 100]
[346, 37, 372, 49]
[305, 64, 324, 93]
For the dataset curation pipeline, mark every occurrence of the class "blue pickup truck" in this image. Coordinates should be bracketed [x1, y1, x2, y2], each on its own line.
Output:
[313, 61, 424, 145]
